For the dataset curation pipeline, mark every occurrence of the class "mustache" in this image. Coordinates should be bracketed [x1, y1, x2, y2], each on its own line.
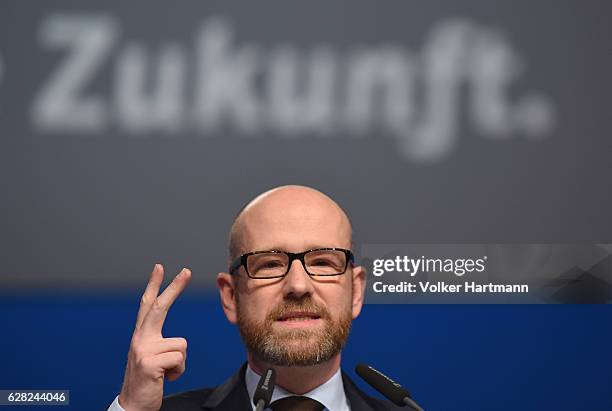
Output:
[265, 297, 330, 322]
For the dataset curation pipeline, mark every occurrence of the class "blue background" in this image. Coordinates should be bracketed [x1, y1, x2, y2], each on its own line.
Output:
[2, 294, 611, 411]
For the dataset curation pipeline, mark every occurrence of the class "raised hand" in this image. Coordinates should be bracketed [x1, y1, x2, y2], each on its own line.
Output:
[118, 264, 192, 411]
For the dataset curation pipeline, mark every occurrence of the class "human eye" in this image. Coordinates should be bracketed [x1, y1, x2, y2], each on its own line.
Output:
[262, 259, 285, 268]
[311, 258, 334, 266]
[248, 253, 288, 276]
[305, 250, 345, 274]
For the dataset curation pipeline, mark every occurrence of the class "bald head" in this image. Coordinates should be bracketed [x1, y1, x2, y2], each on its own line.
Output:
[228, 185, 353, 262]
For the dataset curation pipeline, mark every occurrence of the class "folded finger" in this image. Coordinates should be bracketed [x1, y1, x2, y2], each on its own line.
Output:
[149, 337, 188, 355]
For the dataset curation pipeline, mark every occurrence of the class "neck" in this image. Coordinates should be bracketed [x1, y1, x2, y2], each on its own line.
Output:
[247, 352, 341, 395]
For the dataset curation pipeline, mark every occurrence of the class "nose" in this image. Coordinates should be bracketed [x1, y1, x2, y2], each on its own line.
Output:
[281, 258, 315, 298]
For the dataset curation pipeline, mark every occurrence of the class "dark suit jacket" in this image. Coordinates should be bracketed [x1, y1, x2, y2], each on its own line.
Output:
[160, 363, 403, 411]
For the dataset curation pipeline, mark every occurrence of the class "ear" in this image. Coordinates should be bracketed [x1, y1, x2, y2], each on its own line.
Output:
[350, 265, 367, 319]
[217, 272, 238, 324]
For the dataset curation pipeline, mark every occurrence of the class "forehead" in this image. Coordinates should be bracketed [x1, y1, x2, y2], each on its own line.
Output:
[237, 191, 351, 253]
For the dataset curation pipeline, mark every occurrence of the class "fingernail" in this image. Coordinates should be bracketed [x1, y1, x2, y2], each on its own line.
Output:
[176, 268, 185, 279]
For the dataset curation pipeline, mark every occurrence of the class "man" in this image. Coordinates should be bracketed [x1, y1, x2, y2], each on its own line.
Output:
[109, 185, 402, 410]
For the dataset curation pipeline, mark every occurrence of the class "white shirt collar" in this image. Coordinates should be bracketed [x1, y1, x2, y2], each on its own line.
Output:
[245, 363, 350, 411]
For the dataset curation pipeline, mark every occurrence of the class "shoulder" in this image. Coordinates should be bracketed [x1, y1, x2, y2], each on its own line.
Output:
[160, 363, 250, 411]
[342, 370, 405, 411]
[160, 387, 215, 411]
[358, 394, 406, 410]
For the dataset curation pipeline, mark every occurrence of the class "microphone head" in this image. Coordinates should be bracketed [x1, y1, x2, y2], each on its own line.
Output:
[253, 368, 276, 407]
[355, 363, 412, 406]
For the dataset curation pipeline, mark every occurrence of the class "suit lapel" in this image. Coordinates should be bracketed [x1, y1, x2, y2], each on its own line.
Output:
[342, 371, 375, 411]
[201, 362, 252, 411]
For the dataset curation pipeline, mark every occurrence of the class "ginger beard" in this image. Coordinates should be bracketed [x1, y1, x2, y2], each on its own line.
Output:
[236, 294, 352, 367]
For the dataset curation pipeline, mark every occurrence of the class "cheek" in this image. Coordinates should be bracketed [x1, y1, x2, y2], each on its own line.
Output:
[319, 286, 352, 316]
[238, 290, 277, 322]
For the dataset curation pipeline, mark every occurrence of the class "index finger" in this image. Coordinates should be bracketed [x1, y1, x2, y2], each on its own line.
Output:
[135, 263, 164, 330]
[140, 268, 192, 336]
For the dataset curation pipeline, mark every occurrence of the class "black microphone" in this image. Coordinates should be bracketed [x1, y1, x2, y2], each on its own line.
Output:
[253, 367, 276, 411]
[355, 363, 424, 411]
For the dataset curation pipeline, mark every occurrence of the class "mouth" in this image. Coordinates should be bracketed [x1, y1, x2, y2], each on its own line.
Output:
[276, 311, 322, 322]
[274, 311, 323, 328]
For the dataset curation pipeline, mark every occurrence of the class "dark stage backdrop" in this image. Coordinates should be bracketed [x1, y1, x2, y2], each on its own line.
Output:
[1, 1, 611, 410]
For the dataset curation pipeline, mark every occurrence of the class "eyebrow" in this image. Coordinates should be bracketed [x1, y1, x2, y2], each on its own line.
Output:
[246, 244, 348, 252]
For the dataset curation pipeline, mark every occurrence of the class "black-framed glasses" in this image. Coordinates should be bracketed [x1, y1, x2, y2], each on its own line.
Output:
[229, 248, 355, 279]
